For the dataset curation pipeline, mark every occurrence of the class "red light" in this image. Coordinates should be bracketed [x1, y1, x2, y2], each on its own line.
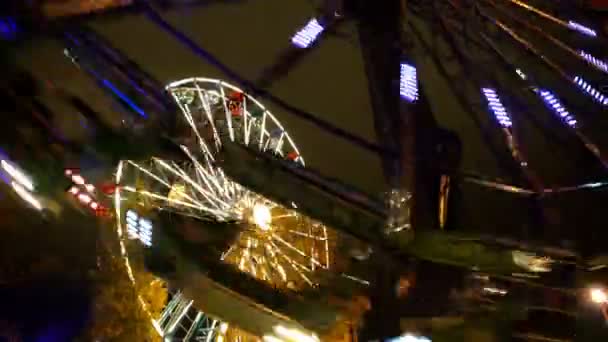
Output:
[100, 182, 117, 195]
[228, 91, 244, 102]
[287, 152, 299, 161]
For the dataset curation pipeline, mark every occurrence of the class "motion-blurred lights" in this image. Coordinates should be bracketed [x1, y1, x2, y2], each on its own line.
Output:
[291, 18, 324, 48]
[77, 193, 92, 205]
[273, 325, 319, 342]
[1, 160, 34, 191]
[400, 63, 419, 103]
[538, 90, 577, 127]
[481, 88, 513, 128]
[483, 287, 507, 295]
[573, 76, 608, 105]
[579, 50, 608, 74]
[590, 288, 608, 304]
[512, 251, 552, 273]
[0, 17, 18, 40]
[11, 181, 42, 211]
[567, 21, 597, 37]
[72, 174, 85, 185]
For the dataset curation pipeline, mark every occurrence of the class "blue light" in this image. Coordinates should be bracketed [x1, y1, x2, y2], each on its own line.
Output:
[567, 21, 597, 37]
[291, 18, 325, 48]
[0, 17, 18, 40]
[579, 50, 608, 74]
[400, 63, 419, 103]
[481, 88, 513, 128]
[538, 89, 577, 128]
[573, 76, 608, 105]
[101, 79, 148, 118]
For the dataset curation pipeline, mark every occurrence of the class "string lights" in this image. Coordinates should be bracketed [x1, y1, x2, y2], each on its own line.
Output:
[291, 18, 325, 48]
[400, 63, 419, 103]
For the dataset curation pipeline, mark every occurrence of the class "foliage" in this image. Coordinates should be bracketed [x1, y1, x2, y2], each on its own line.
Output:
[77, 248, 163, 342]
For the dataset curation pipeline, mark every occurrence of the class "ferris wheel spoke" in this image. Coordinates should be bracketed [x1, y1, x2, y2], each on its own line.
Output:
[193, 82, 222, 150]
[258, 110, 268, 150]
[287, 229, 327, 241]
[169, 160, 230, 212]
[180, 145, 227, 198]
[171, 92, 216, 163]
[269, 242, 314, 286]
[217, 168, 238, 201]
[121, 186, 228, 219]
[242, 96, 251, 146]
[153, 158, 231, 211]
[126, 160, 208, 210]
[271, 234, 325, 269]
[274, 132, 286, 154]
[218, 82, 236, 142]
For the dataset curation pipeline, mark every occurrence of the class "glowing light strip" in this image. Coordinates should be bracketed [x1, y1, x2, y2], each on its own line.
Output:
[291, 18, 325, 48]
[481, 88, 513, 128]
[537, 90, 577, 127]
[400, 63, 419, 103]
[579, 50, 608, 74]
[567, 21, 597, 37]
[11, 181, 42, 210]
[573, 76, 608, 105]
[1, 160, 34, 191]
[101, 79, 148, 118]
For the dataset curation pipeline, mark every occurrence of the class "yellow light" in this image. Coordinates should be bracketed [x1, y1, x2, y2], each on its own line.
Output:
[590, 288, 608, 304]
[273, 325, 319, 342]
[11, 181, 42, 210]
[252, 203, 272, 230]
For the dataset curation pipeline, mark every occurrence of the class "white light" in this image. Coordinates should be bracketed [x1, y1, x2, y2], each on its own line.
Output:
[72, 174, 85, 185]
[2, 160, 34, 191]
[77, 193, 92, 204]
[85, 184, 95, 193]
[483, 287, 507, 295]
[68, 186, 79, 195]
[590, 288, 608, 304]
[388, 334, 431, 342]
[252, 203, 272, 230]
[219, 323, 229, 334]
[126, 210, 138, 220]
[90, 202, 99, 210]
[11, 181, 42, 210]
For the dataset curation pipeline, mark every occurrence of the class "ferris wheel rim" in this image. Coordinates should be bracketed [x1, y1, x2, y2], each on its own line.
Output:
[165, 77, 303, 164]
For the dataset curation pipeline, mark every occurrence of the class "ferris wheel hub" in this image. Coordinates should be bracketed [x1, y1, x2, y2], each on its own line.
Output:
[249, 203, 272, 231]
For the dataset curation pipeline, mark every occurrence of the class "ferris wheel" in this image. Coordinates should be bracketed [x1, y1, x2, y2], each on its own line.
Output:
[113, 77, 334, 340]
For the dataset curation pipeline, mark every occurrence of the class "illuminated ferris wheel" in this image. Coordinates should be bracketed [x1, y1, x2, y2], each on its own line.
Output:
[113, 77, 333, 340]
